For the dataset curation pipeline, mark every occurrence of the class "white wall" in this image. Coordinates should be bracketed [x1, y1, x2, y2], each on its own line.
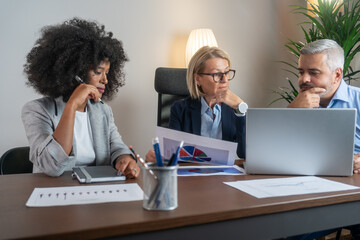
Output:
[0, 0, 304, 157]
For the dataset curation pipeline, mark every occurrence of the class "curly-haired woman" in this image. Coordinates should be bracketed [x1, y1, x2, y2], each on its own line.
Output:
[22, 18, 140, 178]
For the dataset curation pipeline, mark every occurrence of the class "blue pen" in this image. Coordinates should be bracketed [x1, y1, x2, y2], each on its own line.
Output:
[152, 137, 163, 167]
[170, 141, 184, 166]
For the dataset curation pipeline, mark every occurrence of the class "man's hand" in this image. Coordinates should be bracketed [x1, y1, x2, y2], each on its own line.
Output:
[114, 154, 140, 178]
[288, 87, 326, 108]
[353, 153, 360, 174]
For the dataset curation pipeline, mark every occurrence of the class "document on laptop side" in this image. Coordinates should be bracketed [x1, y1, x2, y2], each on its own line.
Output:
[224, 176, 359, 198]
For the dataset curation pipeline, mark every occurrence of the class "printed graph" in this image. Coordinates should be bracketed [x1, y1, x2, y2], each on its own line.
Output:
[179, 146, 211, 162]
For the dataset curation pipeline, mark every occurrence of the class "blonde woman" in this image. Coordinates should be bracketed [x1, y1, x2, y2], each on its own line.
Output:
[146, 46, 247, 161]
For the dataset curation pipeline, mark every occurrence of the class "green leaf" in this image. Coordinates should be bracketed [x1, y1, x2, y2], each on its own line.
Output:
[271, 0, 360, 105]
[282, 69, 298, 79]
[288, 79, 298, 94]
[276, 60, 299, 70]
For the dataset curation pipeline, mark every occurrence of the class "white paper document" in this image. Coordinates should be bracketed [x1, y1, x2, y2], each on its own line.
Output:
[26, 183, 143, 207]
[224, 176, 359, 198]
[156, 126, 237, 166]
[178, 165, 245, 176]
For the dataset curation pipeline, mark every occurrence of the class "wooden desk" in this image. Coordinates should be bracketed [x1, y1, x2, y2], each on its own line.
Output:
[1, 172, 360, 240]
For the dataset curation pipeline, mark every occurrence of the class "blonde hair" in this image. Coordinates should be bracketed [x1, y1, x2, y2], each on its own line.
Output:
[187, 46, 231, 99]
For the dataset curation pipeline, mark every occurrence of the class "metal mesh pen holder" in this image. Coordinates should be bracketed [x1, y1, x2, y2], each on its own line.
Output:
[142, 163, 178, 211]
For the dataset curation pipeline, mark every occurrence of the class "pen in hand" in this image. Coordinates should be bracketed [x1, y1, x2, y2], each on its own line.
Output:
[74, 75, 104, 104]
[129, 146, 157, 179]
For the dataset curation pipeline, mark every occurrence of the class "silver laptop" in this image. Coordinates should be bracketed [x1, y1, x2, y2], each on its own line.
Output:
[245, 108, 356, 176]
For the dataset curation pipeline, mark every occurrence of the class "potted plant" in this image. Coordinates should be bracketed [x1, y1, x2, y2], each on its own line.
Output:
[271, 0, 360, 105]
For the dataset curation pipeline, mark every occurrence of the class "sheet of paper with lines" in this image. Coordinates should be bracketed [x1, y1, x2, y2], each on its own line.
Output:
[26, 183, 143, 207]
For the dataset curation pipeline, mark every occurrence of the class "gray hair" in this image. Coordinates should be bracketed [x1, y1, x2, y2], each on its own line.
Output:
[300, 39, 344, 72]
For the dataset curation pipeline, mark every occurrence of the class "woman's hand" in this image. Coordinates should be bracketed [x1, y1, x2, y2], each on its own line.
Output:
[145, 149, 167, 163]
[145, 149, 157, 162]
[53, 84, 101, 155]
[114, 154, 140, 178]
[215, 89, 243, 109]
[67, 84, 102, 111]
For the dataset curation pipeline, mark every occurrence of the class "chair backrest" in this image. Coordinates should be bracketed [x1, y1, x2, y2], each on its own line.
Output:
[154, 67, 189, 127]
[0, 147, 32, 175]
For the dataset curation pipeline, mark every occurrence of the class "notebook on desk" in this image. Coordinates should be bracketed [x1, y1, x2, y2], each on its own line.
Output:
[244, 108, 356, 176]
[72, 166, 125, 183]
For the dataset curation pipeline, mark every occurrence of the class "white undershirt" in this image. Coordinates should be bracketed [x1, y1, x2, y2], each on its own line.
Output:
[74, 110, 95, 166]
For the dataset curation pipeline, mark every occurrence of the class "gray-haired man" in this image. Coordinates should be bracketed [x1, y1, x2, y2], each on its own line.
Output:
[287, 39, 360, 239]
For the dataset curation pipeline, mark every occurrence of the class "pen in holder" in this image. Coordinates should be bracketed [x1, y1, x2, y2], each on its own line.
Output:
[142, 163, 178, 211]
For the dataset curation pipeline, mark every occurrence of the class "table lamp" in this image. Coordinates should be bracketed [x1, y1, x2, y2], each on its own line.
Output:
[307, 0, 344, 17]
[185, 28, 218, 67]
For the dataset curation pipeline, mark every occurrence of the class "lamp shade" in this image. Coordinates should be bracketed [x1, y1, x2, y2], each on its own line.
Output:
[185, 28, 218, 67]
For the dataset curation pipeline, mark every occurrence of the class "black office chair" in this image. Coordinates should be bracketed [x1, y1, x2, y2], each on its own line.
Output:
[0, 147, 32, 175]
[154, 67, 189, 128]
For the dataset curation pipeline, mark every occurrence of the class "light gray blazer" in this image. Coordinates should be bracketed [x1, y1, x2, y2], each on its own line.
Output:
[21, 97, 132, 177]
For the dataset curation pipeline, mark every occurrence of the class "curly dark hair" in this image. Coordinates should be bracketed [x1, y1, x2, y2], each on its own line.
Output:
[24, 17, 128, 101]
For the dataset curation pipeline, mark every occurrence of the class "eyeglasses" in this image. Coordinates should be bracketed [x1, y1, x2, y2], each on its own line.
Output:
[198, 69, 236, 83]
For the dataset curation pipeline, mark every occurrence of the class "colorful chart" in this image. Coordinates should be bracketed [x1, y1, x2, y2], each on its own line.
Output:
[179, 146, 211, 162]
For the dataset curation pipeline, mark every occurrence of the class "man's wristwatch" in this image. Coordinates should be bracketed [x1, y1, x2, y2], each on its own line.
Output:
[234, 102, 248, 114]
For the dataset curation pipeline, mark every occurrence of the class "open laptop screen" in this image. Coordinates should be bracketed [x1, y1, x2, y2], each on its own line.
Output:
[245, 108, 356, 176]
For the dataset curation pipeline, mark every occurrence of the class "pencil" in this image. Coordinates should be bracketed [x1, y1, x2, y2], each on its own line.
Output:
[129, 146, 157, 179]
